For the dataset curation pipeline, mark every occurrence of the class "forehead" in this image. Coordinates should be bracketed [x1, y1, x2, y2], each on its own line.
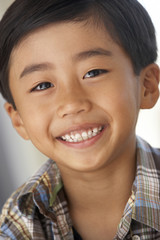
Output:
[9, 20, 130, 82]
[10, 20, 119, 61]
[14, 16, 118, 51]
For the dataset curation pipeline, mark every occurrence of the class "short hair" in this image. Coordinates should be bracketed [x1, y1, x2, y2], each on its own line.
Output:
[0, 0, 158, 108]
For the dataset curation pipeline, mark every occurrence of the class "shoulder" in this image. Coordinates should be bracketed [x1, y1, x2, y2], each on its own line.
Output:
[149, 144, 160, 171]
[0, 159, 57, 239]
[135, 137, 160, 232]
[137, 136, 160, 175]
[0, 183, 32, 239]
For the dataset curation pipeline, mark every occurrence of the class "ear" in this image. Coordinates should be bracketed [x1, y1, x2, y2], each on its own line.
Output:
[140, 63, 159, 109]
[4, 102, 29, 140]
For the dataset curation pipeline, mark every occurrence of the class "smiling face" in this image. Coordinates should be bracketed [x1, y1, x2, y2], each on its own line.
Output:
[6, 20, 158, 173]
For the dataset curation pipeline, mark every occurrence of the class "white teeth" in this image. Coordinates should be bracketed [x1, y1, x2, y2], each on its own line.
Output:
[75, 133, 82, 141]
[93, 128, 98, 133]
[71, 134, 75, 140]
[88, 130, 92, 138]
[65, 134, 70, 140]
[99, 126, 102, 131]
[60, 126, 103, 142]
[82, 132, 88, 140]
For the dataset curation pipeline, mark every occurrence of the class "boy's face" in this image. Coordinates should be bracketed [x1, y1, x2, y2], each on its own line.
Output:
[6, 21, 154, 173]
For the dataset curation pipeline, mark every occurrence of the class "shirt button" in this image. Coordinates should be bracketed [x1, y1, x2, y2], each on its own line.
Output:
[132, 235, 140, 240]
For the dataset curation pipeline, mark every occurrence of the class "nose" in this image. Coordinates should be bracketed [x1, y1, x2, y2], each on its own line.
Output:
[56, 86, 92, 118]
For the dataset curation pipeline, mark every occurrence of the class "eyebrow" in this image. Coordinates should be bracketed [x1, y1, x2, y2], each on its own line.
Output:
[19, 48, 112, 79]
[20, 62, 53, 79]
[74, 48, 112, 61]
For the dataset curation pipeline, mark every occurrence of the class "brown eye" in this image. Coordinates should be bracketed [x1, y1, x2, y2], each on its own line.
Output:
[31, 82, 54, 92]
[83, 69, 108, 79]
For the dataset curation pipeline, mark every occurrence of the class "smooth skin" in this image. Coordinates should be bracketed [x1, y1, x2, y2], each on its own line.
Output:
[5, 20, 159, 239]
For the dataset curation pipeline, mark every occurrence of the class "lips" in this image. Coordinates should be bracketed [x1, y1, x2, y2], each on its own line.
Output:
[57, 125, 104, 143]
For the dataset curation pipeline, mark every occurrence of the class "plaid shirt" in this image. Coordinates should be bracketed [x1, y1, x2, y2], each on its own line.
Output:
[0, 137, 160, 240]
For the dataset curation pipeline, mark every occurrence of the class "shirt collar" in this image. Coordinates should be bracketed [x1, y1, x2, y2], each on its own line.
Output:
[17, 159, 73, 237]
[132, 137, 160, 231]
[17, 159, 63, 218]
[17, 137, 160, 233]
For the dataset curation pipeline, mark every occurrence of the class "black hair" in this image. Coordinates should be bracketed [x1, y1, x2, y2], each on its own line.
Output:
[0, 0, 158, 108]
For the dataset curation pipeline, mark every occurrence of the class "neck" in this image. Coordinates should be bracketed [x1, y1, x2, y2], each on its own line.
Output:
[59, 141, 136, 213]
[58, 138, 137, 239]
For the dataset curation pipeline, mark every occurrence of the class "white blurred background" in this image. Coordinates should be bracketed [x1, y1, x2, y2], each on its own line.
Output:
[0, 0, 160, 210]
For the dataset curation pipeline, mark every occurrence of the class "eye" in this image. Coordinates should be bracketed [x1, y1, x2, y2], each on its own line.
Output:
[83, 69, 108, 79]
[31, 82, 54, 92]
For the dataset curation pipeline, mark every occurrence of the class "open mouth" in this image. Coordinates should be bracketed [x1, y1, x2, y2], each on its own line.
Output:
[57, 126, 104, 143]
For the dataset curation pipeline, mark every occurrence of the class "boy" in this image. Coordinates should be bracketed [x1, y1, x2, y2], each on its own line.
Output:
[0, 0, 159, 239]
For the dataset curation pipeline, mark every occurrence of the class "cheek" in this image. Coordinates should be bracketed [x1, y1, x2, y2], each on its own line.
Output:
[91, 86, 130, 110]
[18, 107, 49, 139]
[92, 84, 139, 125]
